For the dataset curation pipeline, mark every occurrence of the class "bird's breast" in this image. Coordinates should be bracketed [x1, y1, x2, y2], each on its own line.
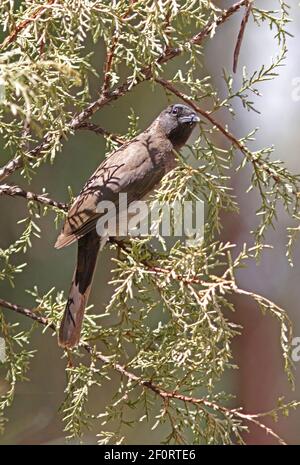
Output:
[163, 150, 177, 174]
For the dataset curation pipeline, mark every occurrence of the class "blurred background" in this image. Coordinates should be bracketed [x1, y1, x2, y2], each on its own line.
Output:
[0, 0, 300, 444]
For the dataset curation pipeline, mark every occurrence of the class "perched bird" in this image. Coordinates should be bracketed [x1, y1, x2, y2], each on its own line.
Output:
[55, 103, 200, 348]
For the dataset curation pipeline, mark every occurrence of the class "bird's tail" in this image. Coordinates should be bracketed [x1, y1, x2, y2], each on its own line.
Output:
[58, 230, 100, 348]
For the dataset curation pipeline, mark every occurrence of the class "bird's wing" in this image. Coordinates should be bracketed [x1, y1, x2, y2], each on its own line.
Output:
[55, 133, 171, 249]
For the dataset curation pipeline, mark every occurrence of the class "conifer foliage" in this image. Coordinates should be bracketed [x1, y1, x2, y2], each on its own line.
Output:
[0, 1, 299, 444]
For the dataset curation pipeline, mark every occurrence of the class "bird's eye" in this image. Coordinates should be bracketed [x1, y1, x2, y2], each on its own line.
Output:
[172, 107, 178, 115]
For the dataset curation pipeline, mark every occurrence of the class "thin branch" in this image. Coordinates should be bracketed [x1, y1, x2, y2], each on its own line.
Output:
[233, 1, 252, 73]
[0, 298, 55, 329]
[0, 132, 54, 182]
[191, 0, 250, 43]
[0, 0, 56, 50]
[157, 0, 251, 64]
[0, 295, 287, 445]
[110, 239, 205, 285]
[155, 77, 280, 183]
[0, 184, 67, 211]
[0, 0, 250, 183]
[76, 122, 125, 145]
[114, 242, 204, 285]
[101, 0, 139, 94]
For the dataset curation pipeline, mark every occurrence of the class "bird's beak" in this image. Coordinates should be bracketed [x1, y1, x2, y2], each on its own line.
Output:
[191, 114, 200, 123]
[180, 113, 200, 124]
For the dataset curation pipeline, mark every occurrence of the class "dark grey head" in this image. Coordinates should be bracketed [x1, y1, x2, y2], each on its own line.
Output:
[158, 103, 200, 148]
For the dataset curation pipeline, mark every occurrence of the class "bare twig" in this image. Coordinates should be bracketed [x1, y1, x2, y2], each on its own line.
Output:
[0, 184, 67, 211]
[0, 295, 287, 444]
[233, 1, 252, 73]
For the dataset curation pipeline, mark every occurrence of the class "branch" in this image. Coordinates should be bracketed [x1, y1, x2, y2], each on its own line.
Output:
[0, 132, 55, 183]
[0, 294, 287, 444]
[0, 0, 250, 183]
[101, 0, 138, 94]
[155, 77, 280, 184]
[0, 184, 67, 211]
[111, 238, 204, 285]
[76, 122, 125, 145]
[191, 0, 250, 45]
[0, 298, 55, 329]
[233, 1, 252, 73]
[0, 0, 56, 50]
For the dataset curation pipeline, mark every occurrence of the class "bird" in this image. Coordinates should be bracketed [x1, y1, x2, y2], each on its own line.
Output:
[55, 103, 200, 348]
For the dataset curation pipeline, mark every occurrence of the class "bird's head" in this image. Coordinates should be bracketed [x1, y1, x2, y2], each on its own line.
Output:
[158, 103, 200, 149]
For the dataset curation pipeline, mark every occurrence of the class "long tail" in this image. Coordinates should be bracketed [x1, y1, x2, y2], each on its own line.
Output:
[58, 230, 100, 348]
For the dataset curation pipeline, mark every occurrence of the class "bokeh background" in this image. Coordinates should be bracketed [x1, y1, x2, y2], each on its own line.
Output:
[0, 0, 300, 444]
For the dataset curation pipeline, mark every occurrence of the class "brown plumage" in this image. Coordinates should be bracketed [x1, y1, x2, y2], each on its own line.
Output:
[56, 104, 200, 348]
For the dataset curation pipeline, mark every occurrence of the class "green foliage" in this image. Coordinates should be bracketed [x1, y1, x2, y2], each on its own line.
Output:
[0, 0, 299, 445]
[0, 313, 35, 433]
[0, 217, 39, 286]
